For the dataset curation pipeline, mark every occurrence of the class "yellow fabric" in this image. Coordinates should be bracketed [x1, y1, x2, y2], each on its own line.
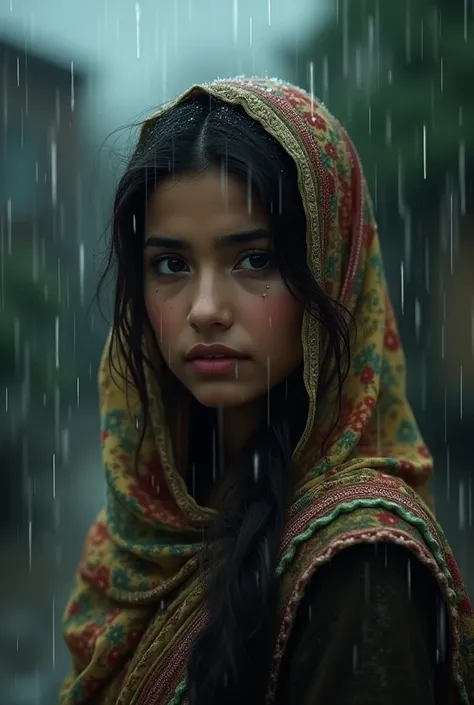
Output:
[60, 78, 473, 705]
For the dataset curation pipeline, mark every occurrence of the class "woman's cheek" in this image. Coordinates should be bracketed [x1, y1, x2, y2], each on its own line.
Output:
[248, 288, 303, 336]
[146, 295, 180, 347]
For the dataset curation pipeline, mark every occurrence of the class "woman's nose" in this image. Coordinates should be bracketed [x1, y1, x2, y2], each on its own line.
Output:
[186, 273, 233, 331]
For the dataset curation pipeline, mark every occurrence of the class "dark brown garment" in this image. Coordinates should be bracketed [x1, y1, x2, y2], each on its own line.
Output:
[276, 542, 450, 705]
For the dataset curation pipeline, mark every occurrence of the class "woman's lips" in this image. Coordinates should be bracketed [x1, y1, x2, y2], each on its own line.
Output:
[187, 356, 248, 376]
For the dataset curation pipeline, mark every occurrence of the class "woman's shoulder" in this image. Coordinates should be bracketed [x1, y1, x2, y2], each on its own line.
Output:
[294, 540, 442, 633]
[275, 541, 447, 705]
[309, 539, 438, 592]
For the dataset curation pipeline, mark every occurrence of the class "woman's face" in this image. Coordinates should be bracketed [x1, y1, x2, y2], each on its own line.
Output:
[144, 168, 303, 409]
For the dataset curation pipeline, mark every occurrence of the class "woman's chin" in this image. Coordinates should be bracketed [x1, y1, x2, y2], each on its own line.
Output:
[189, 380, 259, 409]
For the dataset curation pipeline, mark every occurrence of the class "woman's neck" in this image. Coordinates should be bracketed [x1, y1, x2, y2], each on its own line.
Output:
[219, 397, 266, 466]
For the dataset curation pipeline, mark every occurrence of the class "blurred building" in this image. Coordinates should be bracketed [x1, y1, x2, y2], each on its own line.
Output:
[1, 35, 86, 249]
[0, 35, 88, 531]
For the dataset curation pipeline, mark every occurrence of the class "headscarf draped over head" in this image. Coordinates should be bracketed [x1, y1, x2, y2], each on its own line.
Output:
[61, 78, 474, 705]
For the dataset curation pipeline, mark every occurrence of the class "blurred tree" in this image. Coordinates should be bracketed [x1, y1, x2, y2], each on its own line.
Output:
[283, 0, 474, 437]
[284, 0, 473, 212]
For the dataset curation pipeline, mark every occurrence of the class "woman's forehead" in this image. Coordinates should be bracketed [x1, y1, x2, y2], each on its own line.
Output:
[145, 170, 268, 245]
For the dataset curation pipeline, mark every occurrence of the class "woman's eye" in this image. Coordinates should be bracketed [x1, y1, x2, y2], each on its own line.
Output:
[151, 256, 188, 275]
[236, 252, 273, 271]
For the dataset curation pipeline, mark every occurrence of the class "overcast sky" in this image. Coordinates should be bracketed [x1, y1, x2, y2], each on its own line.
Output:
[1, 0, 328, 134]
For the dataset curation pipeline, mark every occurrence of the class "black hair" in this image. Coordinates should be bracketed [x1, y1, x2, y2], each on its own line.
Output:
[97, 92, 351, 705]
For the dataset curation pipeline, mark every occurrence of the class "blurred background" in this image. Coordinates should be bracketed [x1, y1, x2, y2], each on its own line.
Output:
[0, 0, 472, 702]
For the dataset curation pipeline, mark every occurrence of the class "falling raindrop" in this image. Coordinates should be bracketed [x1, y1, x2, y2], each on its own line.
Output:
[135, 3, 141, 59]
[385, 112, 392, 146]
[62, 427, 70, 465]
[471, 305, 474, 354]
[468, 480, 473, 529]
[55, 316, 60, 369]
[233, 0, 239, 43]
[52, 453, 56, 499]
[422, 125, 427, 180]
[424, 238, 430, 293]
[70, 61, 75, 112]
[414, 298, 421, 341]
[7, 198, 12, 254]
[322, 56, 329, 104]
[459, 481, 466, 530]
[459, 142, 466, 215]
[446, 443, 451, 503]
[79, 242, 85, 305]
[308, 61, 315, 113]
[52, 599, 56, 668]
[51, 138, 57, 207]
[352, 643, 358, 673]
[28, 519, 33, 572]
[253, 452, 259, 482]
[400, 262, 405, 314]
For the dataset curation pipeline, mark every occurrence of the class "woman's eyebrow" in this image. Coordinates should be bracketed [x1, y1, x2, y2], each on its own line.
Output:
[143, 228, 270, 250]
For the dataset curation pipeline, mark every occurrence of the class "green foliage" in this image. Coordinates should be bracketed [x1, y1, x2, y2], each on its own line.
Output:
[284, 0, 474, 205]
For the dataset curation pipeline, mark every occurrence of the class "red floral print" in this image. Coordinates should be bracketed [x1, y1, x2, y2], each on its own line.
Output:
[376, 511, 400, 527]
[67, 601, 81, 617]
[384, 329, 400, 351]
[360, 366, 375, 384]
[285, 91, 304, 107]
[91, 566, 111, 591]
[142, 458, 174, 501]
[445, 553, 462, 585]
[303, 110, 327, 131]
[363, 223, 375, 248]
[129, 484, 157, 516]
[127, 628, 143, 648]
[108, 646, 123, 667]
[363, 395, 376, 409]
[350, 408, 369, 432]
[417, 445, 431, 459]
[88, 521, 109, 547]
[339, 189, 353, 239]
[458, 595, 473, 617]
[325, 171, 336, 196]
[325, 143, 338, 159]
[83, 677, 105, 697]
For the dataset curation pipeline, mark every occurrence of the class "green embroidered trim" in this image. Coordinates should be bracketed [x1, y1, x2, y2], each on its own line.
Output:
[168, 678, 187, 705]
[277, 498, 452, 583]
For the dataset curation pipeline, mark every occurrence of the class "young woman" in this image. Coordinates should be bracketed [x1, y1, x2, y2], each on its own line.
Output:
[61, 78, 474, 705]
